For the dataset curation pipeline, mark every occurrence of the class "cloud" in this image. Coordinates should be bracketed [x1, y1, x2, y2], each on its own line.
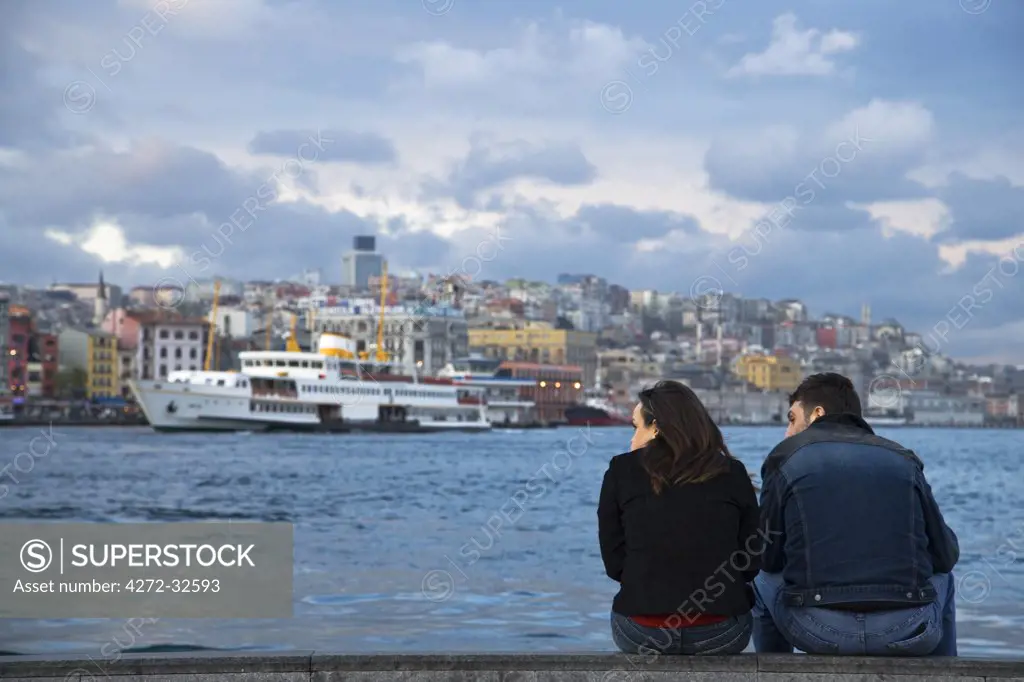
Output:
[248, 129, 398, 164]
[0, 140, 270, 236]
[392, 16, 648, 116]
[726, 13, 860, 78]
[0, 137, 439, 287]
[572, 204, 700, 241]
[0, 7, 81, 151]
[426, 137, 598, 209]
[396, 19, 646, 88]
[704, 100, 934, 206]
[936, 173, 1024, 242]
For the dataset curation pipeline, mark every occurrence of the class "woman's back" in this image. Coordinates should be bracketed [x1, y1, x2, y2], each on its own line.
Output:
[599, 449, 759, 617]
[596, 380, 760, 655]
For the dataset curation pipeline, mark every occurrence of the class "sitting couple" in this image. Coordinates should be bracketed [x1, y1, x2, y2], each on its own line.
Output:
[598, 373, 958, 656]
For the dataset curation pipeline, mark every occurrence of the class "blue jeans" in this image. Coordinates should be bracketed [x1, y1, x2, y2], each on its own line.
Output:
[752, 572, 957, 656]
[611, 611, 752, 655]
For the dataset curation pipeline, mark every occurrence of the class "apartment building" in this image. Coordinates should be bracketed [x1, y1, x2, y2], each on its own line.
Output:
[58, 327, 119, 399]
[131, 314, 207, 380]
[468, 325, 598, 388]
[734, 353, 803, 392]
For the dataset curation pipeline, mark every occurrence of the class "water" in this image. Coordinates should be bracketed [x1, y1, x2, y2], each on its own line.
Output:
[0, 425, 1022, 657]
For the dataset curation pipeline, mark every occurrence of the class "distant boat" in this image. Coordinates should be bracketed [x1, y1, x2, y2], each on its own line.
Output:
[130, 332, 490, 433]
[866, 415, 908, 427]
[565, 397, 632, 427]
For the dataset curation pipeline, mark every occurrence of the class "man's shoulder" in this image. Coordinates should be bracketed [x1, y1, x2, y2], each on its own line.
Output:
[762, 427, 922, 480]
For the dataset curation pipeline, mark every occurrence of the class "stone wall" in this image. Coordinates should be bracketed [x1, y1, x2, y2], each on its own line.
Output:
[2, 652, 1024, 682]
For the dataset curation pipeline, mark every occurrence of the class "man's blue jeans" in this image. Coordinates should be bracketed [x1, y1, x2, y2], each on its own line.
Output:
[752, 572, 957, 656]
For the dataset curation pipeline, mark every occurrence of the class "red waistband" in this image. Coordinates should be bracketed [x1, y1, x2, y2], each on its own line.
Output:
[629, 613, 728, 628]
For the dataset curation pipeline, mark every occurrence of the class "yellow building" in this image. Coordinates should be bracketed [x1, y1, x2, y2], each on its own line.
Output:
[734, 354, 803, 392]
[58, 328, 119, 399]
[469, 326, 598, 387]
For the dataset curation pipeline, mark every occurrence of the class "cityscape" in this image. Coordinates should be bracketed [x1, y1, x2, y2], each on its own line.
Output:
[2, 234, 1021, 429]
[2, 0, 1023, 667]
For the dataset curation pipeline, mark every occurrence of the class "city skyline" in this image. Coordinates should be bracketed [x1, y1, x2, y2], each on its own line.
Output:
[1, 0, 1022, 363]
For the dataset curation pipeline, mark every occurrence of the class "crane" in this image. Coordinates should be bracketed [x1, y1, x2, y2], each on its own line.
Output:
[358, 261, 390, 363]
[375, 260, 390, 362]
[286, 312, 301, 352]
[204, 279, 220, 371]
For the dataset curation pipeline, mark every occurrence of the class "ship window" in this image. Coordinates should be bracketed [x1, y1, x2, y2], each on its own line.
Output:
[217, 379, 225, 386]
[289, 360, 299, 367]
[302, 361, 310, 368]
[275, 360, 286, 367]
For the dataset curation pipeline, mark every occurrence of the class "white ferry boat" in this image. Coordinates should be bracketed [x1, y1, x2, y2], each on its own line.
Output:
[437, 355, 537, 425]
[129, 332, 490, 433]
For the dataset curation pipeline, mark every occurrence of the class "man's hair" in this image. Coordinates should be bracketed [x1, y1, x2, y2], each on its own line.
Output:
[788, 372, 862, 417]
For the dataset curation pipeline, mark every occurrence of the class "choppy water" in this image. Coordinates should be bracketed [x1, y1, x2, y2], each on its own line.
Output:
[0, 425, 1022, 657]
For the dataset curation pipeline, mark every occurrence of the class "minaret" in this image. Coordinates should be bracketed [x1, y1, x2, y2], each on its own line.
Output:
[93, 270, 108, 327]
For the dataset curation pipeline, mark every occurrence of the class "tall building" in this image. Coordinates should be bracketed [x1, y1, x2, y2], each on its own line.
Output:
[341, 235, 384, 290]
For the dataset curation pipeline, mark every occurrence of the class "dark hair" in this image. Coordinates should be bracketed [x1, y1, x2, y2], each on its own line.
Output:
[788, 372, 862, 417]
[636, 380, 737, 494]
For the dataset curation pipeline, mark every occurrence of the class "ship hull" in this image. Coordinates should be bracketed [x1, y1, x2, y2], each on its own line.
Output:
[564, 405, 631, 427]
[130, 379, 491, 433]
[565, 416, 629, 427]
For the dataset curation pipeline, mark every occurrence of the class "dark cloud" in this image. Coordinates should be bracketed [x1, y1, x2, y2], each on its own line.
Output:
[572, 204, 700, 241]
[247, 129, 398, 164]
[0, 7, 75, 151]
[427, 138, 598, 209]
[0, 217, 108, 286]
[751, 202, 875, 234]
[936, 173, 1024, 241]
[0, 142, 269, 240]
[703, 125, 930, 208]
[0, 138, 441, 287]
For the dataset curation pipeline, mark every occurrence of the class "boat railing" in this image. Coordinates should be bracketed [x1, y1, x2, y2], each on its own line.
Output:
[252, 388, 299, 400]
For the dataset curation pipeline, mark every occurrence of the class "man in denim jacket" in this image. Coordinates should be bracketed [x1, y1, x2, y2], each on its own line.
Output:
[754, 373, 959, 656]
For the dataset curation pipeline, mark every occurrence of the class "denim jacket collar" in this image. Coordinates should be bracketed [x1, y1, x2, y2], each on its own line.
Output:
[809, 412, 875, 435]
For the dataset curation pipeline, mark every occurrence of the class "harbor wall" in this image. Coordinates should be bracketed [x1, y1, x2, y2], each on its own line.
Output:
[3, 651, 1024, 681]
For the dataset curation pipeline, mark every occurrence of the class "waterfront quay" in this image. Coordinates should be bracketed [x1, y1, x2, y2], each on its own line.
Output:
[3, 651, 1023, 681]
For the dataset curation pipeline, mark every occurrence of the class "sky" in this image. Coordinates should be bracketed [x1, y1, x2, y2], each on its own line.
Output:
[1, 0, 1023, 363]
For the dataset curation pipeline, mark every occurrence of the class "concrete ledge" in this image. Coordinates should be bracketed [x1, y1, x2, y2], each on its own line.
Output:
[2, 652, 1024, 681]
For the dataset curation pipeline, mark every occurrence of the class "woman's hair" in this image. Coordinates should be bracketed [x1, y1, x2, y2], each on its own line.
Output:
[636, 380, 737, 494]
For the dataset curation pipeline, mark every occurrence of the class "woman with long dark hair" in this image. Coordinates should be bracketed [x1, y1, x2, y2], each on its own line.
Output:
[598, 380, 761, 655]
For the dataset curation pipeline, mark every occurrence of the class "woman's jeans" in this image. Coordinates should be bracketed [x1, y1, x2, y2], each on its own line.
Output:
[611, 611, 752, 655]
